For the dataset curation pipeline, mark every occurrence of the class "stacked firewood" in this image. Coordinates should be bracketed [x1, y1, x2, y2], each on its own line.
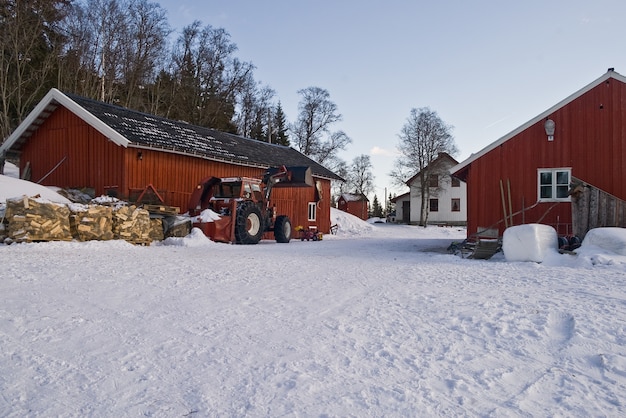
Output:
[2, 195, 184, 245]
[69, 204, 115, 241]
[5, 196, 72, 242]
[149, 218, 164, 241]
[111, 205, 152, 245]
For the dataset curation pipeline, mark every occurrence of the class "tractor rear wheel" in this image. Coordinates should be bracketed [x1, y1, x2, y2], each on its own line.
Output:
[274, 215, 292, 243]
[234, 201, 264, 244]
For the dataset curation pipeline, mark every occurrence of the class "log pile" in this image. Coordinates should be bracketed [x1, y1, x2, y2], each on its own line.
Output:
[149, 218, 164, 241]
[1, 195, 187, 245]
[112, 205, 152, 245]
[5, 196, 72, 242]
[69, 204, 115, 241]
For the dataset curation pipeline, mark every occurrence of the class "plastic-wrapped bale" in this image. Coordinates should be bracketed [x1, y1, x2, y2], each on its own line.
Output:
[69, 204, 114, 241]
[502, 223, 558, 263]
[112, 205, 152, 245]
[5, 196, 72, 242]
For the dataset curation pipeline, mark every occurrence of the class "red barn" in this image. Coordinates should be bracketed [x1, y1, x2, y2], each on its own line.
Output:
[0, 89, 342, 234]
[337, 193, 369, 220]
[452, 69, 626, 240]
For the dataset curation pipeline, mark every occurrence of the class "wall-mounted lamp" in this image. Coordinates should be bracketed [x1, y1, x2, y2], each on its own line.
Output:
[544, 119, 555, 141]
[137, 150, 143, 160]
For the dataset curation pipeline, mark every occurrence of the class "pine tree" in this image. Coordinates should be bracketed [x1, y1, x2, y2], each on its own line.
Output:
[371, 195, 383, 218]
[272, 102, 290, 146]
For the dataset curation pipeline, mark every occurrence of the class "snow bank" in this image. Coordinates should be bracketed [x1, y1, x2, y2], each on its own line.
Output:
[329, 207, 374, 237]
[0, 174, 71, 205]
[502, 223, 558, 262]
[159, 227, 216, 247]
[580, 227, 626, 256]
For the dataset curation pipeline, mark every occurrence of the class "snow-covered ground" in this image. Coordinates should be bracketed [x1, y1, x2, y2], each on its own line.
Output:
[2, 164, 626, 417]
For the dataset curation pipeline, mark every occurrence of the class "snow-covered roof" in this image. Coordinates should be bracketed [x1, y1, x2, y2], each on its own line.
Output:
[339, 193, 369, 202]
[0, 89, 342, 181]
[451, 69, 626, 177]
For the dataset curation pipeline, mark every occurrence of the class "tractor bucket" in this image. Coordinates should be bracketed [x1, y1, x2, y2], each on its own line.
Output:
[266, 166, 313, 188]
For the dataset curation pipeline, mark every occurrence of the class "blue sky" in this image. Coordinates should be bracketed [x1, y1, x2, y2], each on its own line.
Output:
[157, 0, 626, 199]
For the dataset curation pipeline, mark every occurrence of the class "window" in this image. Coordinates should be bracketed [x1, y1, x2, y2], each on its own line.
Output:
[538, 168, 571, 201]
[451, 198, 460, 212]
[429, 175, 438, 188]
[308, 202, 317, 221]
[429, 198, 439, 212]
[451, 177, 460, 187]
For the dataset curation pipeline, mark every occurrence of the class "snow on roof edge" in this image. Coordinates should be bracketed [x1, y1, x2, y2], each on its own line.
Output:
[0, 88, 129, 155]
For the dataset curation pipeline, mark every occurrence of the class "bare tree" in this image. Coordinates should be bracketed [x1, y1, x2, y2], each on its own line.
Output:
[169, 21, 254, 131]
[291, 86, 351, 166]
[118, 0, 170, 110]
[0, 0, 69, 140]
[346, 154, 375, 196]
[59, 0, 169, 107]
[235, 78, 275, 140]
[391, 107, 457, 226]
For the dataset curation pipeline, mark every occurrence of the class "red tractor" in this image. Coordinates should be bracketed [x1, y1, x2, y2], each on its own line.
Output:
[187, 166, 312, 244]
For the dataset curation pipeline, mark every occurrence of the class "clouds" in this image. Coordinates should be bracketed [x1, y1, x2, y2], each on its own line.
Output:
[370, 146, 399, 157]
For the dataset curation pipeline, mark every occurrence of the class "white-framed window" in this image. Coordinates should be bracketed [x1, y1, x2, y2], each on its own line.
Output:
[538, 168, 571, 202]
[308, 202, 317, 221]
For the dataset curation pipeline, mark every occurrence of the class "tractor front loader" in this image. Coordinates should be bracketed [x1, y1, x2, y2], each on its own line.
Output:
[187, 166, 312, 244]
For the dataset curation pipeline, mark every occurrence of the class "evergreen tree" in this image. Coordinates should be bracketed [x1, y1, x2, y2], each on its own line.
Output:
[370, 195, 383, 218]
[271, 102, 290, 145]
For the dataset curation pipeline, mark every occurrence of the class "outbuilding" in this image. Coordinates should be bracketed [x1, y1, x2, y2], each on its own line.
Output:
[0, 89, 342, 234]
[452, 69, 626, 240]
[337, 193, 369, 220]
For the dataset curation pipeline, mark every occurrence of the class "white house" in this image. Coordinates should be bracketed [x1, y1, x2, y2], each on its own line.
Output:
[399, 153, 467, 225]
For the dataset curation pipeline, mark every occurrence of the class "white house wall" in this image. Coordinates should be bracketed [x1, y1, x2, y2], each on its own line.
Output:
[407, 157, 467, 225]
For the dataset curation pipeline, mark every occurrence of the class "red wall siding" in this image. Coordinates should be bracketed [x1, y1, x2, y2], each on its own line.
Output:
[17, 105, 334, 234]
[465, 78, 626, 238]
[20, 107, 125, 192]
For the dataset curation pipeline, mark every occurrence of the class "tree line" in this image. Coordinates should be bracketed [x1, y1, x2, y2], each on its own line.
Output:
[2, 0, 458, 222]
[0, 1, 353, 164]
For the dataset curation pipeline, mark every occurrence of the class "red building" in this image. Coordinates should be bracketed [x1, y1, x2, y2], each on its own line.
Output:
[0, 89, 342, 234]
[452, 69, 626, 239]
[337, 193, 369, 220]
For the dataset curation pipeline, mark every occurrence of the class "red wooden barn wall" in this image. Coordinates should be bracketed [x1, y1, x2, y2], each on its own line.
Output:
[463, 77, 626, 238]
[18, 106, 333, 234]
[20, 107, 125, 192]
[338, 198, 368, 220]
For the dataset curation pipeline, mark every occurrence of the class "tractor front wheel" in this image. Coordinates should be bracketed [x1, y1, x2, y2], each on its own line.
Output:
[274, 215, 292, 243]
[234, 201, 264, 244]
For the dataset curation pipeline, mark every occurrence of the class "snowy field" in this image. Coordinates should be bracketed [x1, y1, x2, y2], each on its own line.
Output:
[2, 165, 626, 417]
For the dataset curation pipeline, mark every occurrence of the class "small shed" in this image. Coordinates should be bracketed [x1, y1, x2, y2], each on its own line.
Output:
[0, 89, 342, 234]
[337, 193, 369, 220]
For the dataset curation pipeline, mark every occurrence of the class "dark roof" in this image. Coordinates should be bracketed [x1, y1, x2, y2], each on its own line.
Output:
[0, 89, 342, 181]
[66, 93, 341, 181]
